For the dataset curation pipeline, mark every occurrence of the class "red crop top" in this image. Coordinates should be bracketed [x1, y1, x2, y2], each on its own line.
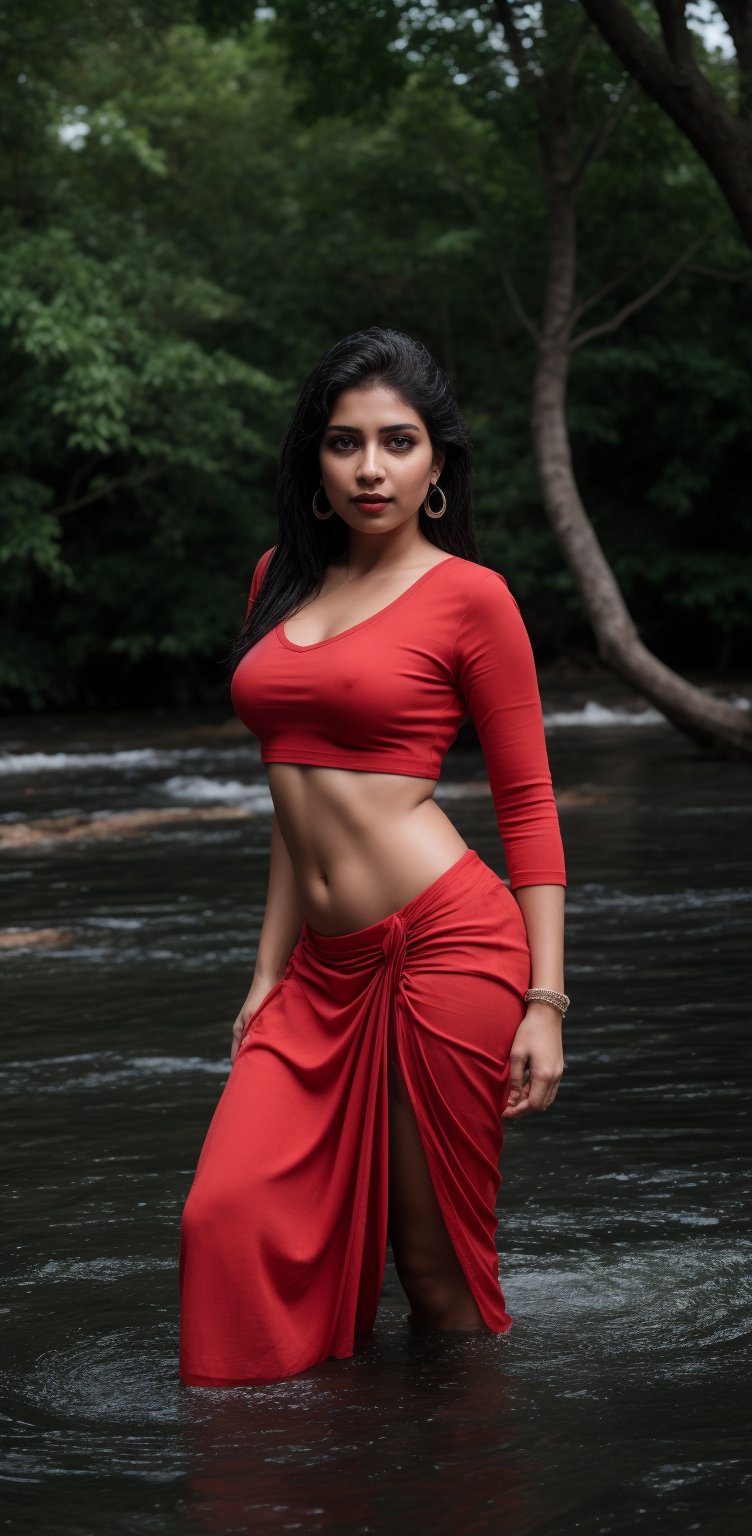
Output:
[231, 548, 566, 890]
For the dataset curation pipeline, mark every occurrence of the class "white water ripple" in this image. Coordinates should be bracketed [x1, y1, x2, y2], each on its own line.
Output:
[159, 775, 272, 808]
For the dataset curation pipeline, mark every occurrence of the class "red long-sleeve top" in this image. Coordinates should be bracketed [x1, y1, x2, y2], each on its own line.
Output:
[231, 548, 566, 890]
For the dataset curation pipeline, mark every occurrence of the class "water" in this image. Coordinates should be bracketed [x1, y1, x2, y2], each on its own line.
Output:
[1, 686, 750, 1534]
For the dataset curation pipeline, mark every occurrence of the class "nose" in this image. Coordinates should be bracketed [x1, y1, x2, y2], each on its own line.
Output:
[356, 447, 385, 481]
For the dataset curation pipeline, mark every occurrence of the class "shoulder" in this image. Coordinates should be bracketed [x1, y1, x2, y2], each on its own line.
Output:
[446, 556, 521, 616]
[249, 543, 276, 592]
[448, 558, 533, 666]
[243, 544, 276, 620]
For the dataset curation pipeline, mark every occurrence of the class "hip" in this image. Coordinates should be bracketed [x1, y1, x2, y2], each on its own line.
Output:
[242, 847, 531, 1065]
[299, 846, 530, 983]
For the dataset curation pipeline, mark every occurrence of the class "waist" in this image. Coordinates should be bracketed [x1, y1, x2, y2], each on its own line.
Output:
[300, 847, 505, 956]
[267, 768, 471, 935]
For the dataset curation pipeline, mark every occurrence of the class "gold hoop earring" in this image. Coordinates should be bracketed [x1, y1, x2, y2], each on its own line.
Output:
[423, 480, 446, 518]
[312, 486, 334, 520]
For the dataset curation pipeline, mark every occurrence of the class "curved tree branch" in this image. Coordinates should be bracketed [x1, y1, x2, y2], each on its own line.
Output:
[499, 253, 540, 342]
[685, 259, 752, 281]
[570, 78, 637, 190]
[570, 228, 711, 350]
[579, 0, 752, 247]
[50, 466, 166, 517]
[571, 255, 651, 324]
[492, 0, 533, 84]
[655, 0, 695, 65]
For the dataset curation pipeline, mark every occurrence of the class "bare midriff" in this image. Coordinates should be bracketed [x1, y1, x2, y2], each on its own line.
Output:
[267, 762, 469, 936]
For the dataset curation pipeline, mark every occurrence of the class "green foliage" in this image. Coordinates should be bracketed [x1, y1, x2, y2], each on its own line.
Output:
[0, 0, 750, 708]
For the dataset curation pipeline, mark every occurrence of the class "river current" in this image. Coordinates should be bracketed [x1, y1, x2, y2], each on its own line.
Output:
[1, 683, 750, 1533]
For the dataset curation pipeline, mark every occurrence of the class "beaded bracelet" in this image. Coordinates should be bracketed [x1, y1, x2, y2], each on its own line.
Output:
[524, 987, 570, 1017]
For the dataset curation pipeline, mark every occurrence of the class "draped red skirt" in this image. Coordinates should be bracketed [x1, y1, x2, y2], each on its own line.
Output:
[178, 846, 531, 1386]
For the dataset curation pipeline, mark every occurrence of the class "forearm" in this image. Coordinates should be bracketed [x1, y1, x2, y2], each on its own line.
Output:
[253, 812, 305, 985]
[512, 883, 565, 994]
[504, 882, 566, 1117]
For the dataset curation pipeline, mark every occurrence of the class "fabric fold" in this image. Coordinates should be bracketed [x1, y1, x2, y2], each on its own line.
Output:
[179, 847, 531, 1386]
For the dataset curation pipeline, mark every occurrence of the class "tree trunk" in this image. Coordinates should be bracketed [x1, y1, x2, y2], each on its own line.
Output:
[530, 148, 752, 756]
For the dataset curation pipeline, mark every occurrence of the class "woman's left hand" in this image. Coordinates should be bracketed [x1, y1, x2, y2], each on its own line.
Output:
[502, 1007, 565, 1118]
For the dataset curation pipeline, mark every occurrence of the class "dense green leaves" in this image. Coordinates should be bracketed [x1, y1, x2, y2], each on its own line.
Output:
[0, 1, 750, 707]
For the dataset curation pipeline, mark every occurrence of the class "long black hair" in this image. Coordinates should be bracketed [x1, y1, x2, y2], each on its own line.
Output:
[228, 325, 481, 673]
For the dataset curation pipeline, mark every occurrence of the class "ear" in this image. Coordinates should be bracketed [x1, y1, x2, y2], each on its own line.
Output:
[433, 449, 446, 480]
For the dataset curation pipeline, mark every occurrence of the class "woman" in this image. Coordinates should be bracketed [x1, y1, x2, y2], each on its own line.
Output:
[178, 326, 568, 1387]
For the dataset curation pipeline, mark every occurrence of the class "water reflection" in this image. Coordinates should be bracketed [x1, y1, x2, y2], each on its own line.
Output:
[179, 1330, 537, 1534]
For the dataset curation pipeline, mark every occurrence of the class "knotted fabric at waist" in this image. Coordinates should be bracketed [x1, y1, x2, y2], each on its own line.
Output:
[299, 846, 506, 974]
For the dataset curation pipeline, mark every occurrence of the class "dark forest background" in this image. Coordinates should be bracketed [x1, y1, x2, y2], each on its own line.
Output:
[2, 0, 750, 711]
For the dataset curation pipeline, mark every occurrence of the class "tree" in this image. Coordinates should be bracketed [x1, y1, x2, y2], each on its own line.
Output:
[0, 14, 290, 704]
[492, 0, 751, 754]
[1, 2, 750, 710]
[579, 0, 752, 248]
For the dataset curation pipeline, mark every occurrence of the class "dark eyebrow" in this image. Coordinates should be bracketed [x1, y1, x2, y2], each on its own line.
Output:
[324, 422, 422, 434]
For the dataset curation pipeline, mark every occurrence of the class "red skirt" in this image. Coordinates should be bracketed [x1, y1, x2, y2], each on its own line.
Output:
[178, 846, 531, 1386]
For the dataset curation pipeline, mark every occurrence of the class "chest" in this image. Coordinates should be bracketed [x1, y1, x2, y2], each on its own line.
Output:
[231, 626, 465, 747]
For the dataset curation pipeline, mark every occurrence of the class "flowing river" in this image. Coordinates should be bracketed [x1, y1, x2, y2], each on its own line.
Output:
[1, 682, 750, 1534]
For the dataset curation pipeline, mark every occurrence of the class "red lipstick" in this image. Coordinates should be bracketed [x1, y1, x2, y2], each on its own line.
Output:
[352, 495, 391, 511]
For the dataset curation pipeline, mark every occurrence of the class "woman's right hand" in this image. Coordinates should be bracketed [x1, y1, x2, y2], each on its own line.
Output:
[230, 980, 274, 1063]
